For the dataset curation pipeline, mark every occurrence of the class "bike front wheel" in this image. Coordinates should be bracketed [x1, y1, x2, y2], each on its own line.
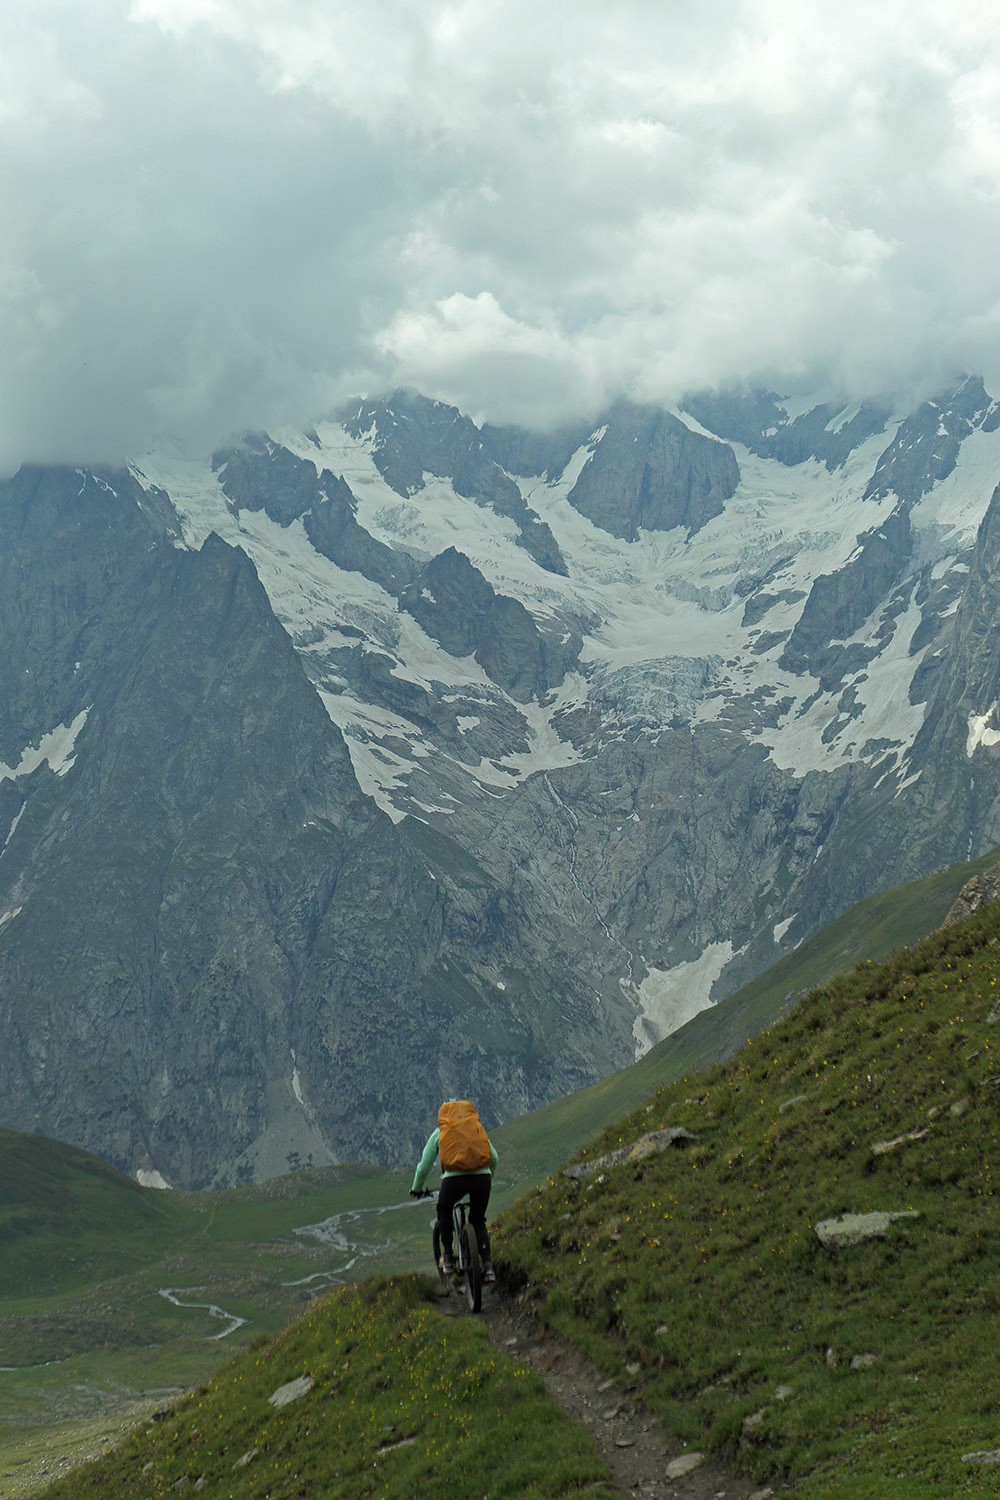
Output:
[462, 1221, 482, 1312]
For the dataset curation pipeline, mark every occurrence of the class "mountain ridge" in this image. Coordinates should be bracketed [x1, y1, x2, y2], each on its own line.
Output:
[5, 379, 1000, 1185]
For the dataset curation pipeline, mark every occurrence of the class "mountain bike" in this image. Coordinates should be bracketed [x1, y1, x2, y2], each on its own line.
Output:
[412, 1188, 483, 1312]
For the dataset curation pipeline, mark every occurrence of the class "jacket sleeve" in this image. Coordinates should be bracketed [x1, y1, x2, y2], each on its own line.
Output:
[411, 1128, 440, 1192]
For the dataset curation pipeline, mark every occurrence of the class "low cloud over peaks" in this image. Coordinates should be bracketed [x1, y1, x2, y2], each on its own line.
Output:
[4, 1, 1000, 468]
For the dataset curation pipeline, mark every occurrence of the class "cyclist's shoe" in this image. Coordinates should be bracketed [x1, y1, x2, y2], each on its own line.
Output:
[439, 1252, 456, 1276]
[482, 1261, 496, 1283]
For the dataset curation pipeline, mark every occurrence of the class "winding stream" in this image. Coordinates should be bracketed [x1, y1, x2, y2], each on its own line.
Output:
[153, 1198, 422, 1340]
[157, 1288, 248, 1340]
[284, 1198, 417, 1289]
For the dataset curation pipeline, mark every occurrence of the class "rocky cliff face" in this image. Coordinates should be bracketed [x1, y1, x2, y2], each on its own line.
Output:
[562, 402, 740, 540]
[398, 547, 581, 702]
[5, 376, 1000, 1186]
[0, 466, 623, 1185]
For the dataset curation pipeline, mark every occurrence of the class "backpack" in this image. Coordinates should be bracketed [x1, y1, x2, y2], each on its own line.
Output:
[438, 1100, 491, 1172]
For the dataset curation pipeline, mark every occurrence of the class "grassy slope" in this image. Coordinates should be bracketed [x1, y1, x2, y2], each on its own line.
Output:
[36, 1277, 618, 1500]
[5, 849, 998, 1494]
[495, 848, 1000, 1190]
[0, 1130, 187, 1293]
[498, 903, 1000, 1498]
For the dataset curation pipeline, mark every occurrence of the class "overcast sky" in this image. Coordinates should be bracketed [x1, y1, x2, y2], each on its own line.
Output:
[4, 0, 1000, 468]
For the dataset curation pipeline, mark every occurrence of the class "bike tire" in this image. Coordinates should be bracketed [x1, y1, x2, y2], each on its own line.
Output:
[462, 1221, 482, 1313]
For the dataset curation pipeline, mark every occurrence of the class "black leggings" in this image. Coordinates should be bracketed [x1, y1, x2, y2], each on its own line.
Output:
[437, 1173, 492, 1262]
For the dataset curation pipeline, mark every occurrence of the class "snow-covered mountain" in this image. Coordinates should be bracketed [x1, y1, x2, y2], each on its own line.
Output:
[4, 376, 1000, 1185]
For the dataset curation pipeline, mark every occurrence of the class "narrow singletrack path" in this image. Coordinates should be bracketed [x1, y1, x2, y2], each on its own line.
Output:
[435, 1282, 777, 1500]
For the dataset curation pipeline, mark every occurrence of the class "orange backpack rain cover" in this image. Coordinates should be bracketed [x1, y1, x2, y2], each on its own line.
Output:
[438, 1100, 491, 1172]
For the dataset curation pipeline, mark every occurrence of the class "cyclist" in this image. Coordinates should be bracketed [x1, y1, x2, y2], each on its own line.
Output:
[410, 1098, 498, 1283]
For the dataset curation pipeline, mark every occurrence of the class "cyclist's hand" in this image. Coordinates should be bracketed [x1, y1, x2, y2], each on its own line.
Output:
[409, 1189, 421, 1198]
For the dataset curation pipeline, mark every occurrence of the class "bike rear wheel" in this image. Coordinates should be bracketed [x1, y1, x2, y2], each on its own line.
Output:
[432, 1222, 451, 1292]
[462, 1220, 482, 1312]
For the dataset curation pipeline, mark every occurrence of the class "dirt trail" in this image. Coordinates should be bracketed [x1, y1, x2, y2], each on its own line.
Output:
[435, 1281, 777, 1500]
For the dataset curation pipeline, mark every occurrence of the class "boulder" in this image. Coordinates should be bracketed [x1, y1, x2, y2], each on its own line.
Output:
[941, 864, 1000, 928]
[665, 1452, 705, 1479]
[814, 1210, 920, 1250]
[742, 1410, 767, 1441]
[870, 1128, 929, 1157]
[268, 1375, 314, 1408]
[564, 1127, 697, 1180]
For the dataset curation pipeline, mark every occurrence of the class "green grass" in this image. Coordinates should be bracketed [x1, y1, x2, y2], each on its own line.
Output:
[0, 1130, 189, 1297]
[497, 902, 1000, 1497]
[36, 1277, 618, 1500]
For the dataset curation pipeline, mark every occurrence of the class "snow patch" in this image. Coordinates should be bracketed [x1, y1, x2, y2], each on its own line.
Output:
[773, 914, 797, 945]
[967, 705, 1000, 756]
[826, 402, 862, 434]
[276, 421, 568, 621]
[0, 709, 90, 784]
[137, 1170, 172, 1190]
[777, 393, 823, 424]
[496, 696, 582, 781]
[671, 406, 730, 442]
[759, 585, 927, 775]
[894, 768, 924, 796]
[911, 423, 1000, 554]
[1, 804, 25, 856]
[291, 1065, 305, 1108]
[632, 941, 734, 1054]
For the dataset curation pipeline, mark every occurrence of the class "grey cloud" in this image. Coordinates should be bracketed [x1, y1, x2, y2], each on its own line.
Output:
[4, 1, 1000, 468]
[0, 7, 413, 467]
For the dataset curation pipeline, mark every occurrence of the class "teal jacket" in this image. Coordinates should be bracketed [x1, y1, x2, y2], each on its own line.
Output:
[411, 1127, 498, 1192]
